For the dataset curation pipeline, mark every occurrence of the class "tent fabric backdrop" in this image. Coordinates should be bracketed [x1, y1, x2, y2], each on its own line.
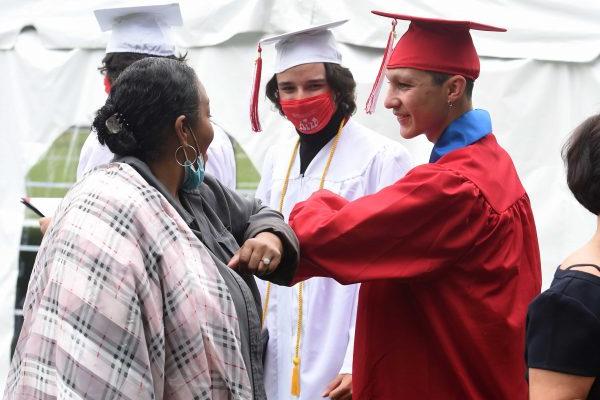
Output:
[2, 0, 600, 391]
[3, 0, 600, 61]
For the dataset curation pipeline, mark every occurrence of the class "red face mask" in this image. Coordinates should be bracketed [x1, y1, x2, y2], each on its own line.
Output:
[280, 92, 336, 134]
[103, 76, 111, 94]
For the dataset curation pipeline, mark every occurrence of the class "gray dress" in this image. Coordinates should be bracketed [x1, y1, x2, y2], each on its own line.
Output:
[121, 157, 299, 400]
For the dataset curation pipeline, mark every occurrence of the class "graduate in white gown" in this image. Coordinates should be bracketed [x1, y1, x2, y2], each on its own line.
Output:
[250, 20, 413, 400]
[76, 3, 236, 189]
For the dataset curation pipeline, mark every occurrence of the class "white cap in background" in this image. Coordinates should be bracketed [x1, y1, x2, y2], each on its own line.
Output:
[94, 3, 183, 56]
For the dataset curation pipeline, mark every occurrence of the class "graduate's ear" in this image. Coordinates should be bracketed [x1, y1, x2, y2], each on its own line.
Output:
[174, 115, 188, 146]
[446, 75, 467, 104]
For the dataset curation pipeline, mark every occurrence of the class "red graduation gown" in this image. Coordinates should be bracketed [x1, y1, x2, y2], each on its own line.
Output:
[288, 134, 541, 399]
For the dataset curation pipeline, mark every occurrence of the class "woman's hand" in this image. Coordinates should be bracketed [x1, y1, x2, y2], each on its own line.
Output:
[228, 232, 283, 275]
[39, 217, 51, 236]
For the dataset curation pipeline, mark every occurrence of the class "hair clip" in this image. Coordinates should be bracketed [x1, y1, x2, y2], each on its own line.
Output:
[105, 113, 124, 134]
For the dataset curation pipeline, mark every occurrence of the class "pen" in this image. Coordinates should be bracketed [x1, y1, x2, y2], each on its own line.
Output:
[20, 197, 45, 218]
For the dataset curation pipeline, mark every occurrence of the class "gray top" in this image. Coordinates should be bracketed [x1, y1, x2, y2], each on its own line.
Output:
[119, 157, 299, 400]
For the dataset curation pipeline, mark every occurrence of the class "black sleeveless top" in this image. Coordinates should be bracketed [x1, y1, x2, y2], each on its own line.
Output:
[526, 264, 600, 399]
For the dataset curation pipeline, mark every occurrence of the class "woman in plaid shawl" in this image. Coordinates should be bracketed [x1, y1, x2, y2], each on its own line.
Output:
[5, 57, 298, 400]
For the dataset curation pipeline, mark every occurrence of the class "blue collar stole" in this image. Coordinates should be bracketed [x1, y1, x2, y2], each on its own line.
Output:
[429, 109, 492, 163]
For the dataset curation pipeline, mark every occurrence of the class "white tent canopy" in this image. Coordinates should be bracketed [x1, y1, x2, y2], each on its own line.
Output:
[3, 0, 600, 61]
[2, 0, 600, 391]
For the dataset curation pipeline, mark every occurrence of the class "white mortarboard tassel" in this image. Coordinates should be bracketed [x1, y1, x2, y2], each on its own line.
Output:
[94, 3, 183, 56]
[250, 19, 348, 133]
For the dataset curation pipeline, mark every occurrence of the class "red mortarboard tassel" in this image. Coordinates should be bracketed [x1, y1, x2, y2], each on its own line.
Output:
[365, 19, 396, 114]
[250, 44, 263, 132]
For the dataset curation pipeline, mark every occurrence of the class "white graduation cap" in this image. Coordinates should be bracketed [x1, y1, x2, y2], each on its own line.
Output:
[94, 3, 183, 56]
[261, 19, 347, 73]
[250, 19, 349, 132]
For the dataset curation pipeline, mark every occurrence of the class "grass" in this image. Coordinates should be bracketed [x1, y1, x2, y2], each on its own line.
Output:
[231, 139, 260, 190]
[26, 128, 88, 197]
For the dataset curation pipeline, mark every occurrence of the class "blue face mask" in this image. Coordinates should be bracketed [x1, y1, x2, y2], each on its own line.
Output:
[180, 128, 205, 191]
[181, 155, 205, 191]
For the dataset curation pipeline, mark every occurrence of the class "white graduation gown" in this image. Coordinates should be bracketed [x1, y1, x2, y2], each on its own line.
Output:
[76, 121, 237, 189]
[255, 118, 413, 400]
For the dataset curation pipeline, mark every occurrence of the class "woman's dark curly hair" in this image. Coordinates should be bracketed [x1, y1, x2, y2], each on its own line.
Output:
[92, 57, 200, 162]
[99, 52, 187, 84]
[265, 62, 357, 118]
[562, 113, 600, 215]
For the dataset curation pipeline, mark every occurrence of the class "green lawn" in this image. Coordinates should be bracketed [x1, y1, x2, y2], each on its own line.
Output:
[26, 128, 88, 197]
[231, 139, 260, 190]
[26, 127, 260, 198]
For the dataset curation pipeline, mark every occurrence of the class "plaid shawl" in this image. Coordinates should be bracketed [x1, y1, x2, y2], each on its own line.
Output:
[4, 163, 252, 399]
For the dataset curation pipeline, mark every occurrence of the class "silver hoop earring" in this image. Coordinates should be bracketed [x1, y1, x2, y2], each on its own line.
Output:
[175, 143, 198, 167]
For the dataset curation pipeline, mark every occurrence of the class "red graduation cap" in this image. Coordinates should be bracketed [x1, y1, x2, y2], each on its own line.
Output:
[365, 12, 505, 114]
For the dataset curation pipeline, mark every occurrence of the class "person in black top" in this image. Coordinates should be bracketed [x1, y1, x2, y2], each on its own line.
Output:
[526, 113, 600, 399]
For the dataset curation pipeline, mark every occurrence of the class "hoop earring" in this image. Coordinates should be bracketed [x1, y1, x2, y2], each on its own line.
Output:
[175, 143, 198, 167]
[448, 101, 454, 108]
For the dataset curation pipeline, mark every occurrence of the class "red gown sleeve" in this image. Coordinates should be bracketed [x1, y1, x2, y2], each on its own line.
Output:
[288, 164, 487, 284]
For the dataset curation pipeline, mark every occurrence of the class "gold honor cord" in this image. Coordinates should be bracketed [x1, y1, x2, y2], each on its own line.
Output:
[261, 118, 346, 397]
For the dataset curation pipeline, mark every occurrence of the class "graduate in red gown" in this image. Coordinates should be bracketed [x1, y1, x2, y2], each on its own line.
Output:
[280, 12, 542, 399]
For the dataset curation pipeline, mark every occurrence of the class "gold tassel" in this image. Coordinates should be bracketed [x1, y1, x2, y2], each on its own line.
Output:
[291, 356, 301, 396]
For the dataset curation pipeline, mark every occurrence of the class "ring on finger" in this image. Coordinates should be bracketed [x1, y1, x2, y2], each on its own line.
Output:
[262, 257, 271, 266]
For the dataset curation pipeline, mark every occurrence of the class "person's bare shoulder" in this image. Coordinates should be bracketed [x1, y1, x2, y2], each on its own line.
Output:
[560, 244, 600, 277]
